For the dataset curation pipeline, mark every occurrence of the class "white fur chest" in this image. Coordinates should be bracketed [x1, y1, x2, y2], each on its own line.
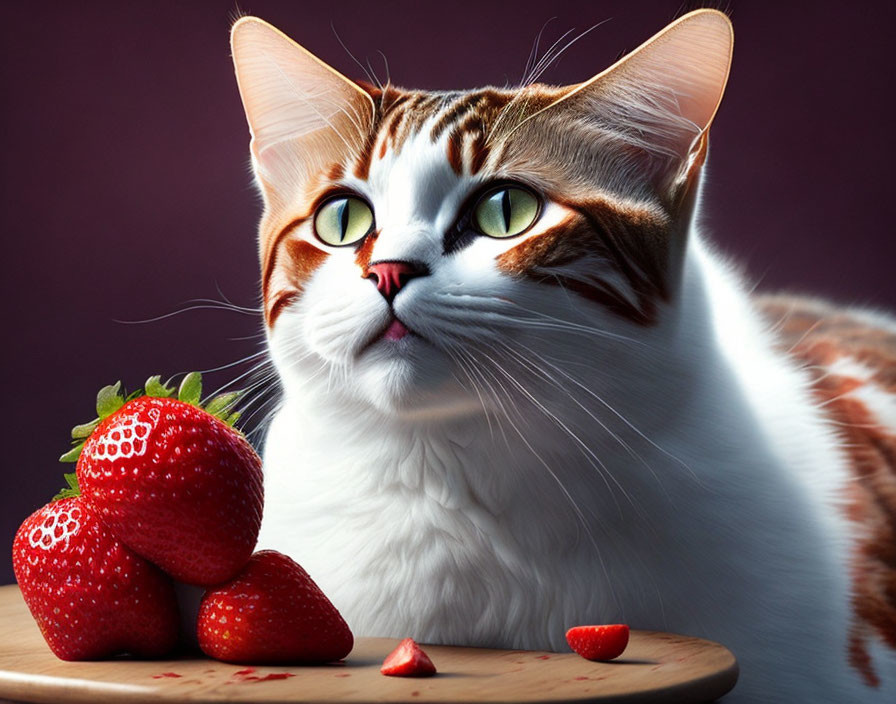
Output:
[259, 380, 883, 702]
[258, 402, 624, 650]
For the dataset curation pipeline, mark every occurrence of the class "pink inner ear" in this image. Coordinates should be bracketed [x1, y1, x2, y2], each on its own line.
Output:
[231, 17, 375, 199]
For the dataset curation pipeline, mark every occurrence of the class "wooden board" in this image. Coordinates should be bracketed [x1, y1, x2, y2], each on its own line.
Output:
[0, 585, 737, 703]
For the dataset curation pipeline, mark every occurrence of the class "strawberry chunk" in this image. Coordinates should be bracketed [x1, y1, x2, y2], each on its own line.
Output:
[381, 638, 437, 677]
[566, 624, 630, 661]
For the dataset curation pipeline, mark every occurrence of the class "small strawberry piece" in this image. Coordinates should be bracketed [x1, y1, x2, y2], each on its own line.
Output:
[197, 550, 353, 664]
[380, 638, 437, 677]
[76, 391, 263, 586]
[566, 624, 630, 661]
[12, 497, 179, 660]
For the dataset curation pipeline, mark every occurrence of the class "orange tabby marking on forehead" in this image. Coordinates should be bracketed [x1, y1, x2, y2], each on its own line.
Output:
[758, 295, 896, 686]
[317, 85, 552, 182]
[468, 131, 489, 175]
[444, 115, 491, 176]
[347, 87, 449, 173]
[431, 90, 511, 136]
[385, 93, 435, 155]
[358, 88, 519, 169]
[430, 93, 487, 141]
[352, 129, 378, 181]
[326, 162, 345, 182]
[434, 91, 518, 175]
[445, 131, 463, 175]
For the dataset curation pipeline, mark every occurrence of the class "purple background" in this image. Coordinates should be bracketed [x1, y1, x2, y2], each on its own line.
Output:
[2, 0, 894, 586]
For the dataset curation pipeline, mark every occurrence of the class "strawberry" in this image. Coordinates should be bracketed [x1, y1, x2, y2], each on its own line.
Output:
[61, 373, 264, 586]
[197, 550, 353, 664]
[12, 496, 179, 660]
[566, 624, 630, 661]
[380, 638, 437, 677]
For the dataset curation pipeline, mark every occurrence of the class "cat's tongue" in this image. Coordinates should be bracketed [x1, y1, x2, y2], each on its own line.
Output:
[384, 319, 409, 341]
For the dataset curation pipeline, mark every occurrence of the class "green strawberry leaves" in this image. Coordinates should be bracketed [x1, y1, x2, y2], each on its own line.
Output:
[56, 372, 250, 486]
[52, 472, 81, 501]
[96, 382, 125, 419]
[204, 391, 242, 418]
[71, 420, 100, 439]
[58, 381, 130, 465]
[178, 372, 202, 406]
[58, 442, 86, 464]
[145, 375, 175, 399]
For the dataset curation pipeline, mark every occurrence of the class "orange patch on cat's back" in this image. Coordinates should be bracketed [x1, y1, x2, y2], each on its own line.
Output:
[757, 294, 896, 686]
[761, 295, 896, 390]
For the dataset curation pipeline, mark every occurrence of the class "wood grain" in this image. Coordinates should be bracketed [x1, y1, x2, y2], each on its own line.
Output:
[0, 585, 738, 703]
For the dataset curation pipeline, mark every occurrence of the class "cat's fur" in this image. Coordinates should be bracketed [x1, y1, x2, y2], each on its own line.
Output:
[230, 10, 896, 701]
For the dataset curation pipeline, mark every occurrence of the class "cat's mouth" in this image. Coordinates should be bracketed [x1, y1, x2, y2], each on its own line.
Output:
[357, 314, 423, 357]
[382, 318, 410, 341]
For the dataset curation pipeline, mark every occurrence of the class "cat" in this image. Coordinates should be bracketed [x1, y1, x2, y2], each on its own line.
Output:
[228, 9, 896, 702]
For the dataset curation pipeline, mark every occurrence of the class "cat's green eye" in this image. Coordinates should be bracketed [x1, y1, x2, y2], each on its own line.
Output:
[473, 186, 540, 239]
[314, 196, 375, 246]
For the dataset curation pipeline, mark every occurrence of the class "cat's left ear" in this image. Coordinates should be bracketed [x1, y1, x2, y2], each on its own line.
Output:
[564, 9, 733, 204]
[230, 17, 375, 205]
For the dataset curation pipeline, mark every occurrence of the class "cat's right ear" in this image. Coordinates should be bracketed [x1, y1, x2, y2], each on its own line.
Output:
[230, 17, 375, 203]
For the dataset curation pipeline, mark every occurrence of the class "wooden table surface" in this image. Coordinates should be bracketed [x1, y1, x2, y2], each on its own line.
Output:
[0, 585, 738, 703]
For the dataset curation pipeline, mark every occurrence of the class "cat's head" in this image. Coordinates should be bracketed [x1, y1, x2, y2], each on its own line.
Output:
[231, 11, 732, 420]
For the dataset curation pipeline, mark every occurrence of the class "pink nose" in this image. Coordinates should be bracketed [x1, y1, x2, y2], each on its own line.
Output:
[365, 260, 427, 303]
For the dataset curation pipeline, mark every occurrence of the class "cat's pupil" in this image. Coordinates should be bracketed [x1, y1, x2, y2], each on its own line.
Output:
[501, 189, 512, 234]
[338, 200, 349, 242]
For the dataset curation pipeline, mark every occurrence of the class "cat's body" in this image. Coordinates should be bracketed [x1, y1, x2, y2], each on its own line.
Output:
[229, 10, 896, 702]
[260, 230, 891, 701]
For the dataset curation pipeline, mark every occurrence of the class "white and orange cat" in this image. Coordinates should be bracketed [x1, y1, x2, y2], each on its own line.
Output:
[229, 10, 896, 702]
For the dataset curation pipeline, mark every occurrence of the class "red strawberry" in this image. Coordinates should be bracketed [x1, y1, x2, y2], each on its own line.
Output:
[197, 550, 353, 664]
[381, 638, 437, 677]
[566, 624, 630, 661]
[63, 374, 263, 586]
[12, 496, 179, 660]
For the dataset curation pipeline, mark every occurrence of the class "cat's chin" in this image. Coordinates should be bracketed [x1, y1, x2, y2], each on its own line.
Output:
[354, 337, 481, 420]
